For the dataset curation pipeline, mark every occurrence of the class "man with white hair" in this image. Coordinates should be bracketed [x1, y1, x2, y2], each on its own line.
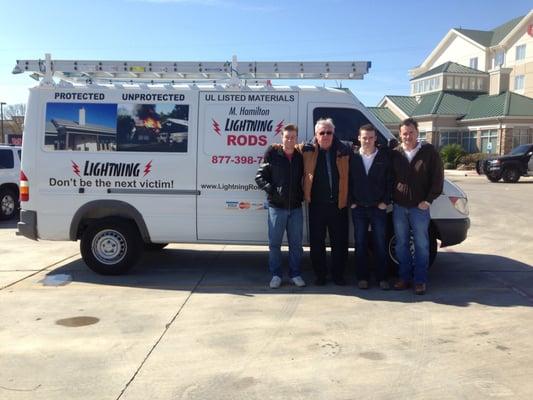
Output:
[301, 118, 350, 286]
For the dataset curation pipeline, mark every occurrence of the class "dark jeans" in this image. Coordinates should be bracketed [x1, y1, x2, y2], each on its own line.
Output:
[351, 206, 388, 282]
[309, 203, 348, 281]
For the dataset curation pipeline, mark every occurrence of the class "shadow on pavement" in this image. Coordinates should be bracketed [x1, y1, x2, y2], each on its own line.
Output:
[0, 218, 18, 229]
[46, 247, 533, 308]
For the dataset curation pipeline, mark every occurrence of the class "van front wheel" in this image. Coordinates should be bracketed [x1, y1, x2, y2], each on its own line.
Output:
[80, 218, 143, 275]
[388, 229, 438, 268]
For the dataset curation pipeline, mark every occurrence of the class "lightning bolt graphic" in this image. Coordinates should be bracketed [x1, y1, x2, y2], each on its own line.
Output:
[143, 160, 153, 177]
[274, 120, 285, 136]
[212, 119, 221, 135]
[71, 160, 81, 177]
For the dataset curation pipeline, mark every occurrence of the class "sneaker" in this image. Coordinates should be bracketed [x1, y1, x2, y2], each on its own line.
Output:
[269, 276, 282, 289]
[379, 280, 391, 290]
[357, 280, 369, 289]
[290, 276, 306, 287]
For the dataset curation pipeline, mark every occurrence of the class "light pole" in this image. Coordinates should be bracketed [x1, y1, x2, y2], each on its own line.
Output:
[0, 102, 5, 144]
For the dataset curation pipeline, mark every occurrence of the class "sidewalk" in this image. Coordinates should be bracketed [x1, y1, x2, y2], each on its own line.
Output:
[445, 169, 479, 176]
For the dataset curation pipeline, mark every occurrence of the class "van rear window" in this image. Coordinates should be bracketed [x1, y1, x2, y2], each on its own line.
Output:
[44, 102, 190, 153]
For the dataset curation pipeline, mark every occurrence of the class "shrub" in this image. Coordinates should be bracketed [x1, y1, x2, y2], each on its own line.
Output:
[440, 144, 466, 169]
[456, 152, 489, 170]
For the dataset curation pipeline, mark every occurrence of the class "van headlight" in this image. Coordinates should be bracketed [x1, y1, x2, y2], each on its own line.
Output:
[449, 196, 469, 215]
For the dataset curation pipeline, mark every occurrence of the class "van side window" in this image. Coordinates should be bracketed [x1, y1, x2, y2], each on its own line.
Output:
[0, 149, 14, 169]
[44, 102, 189, 153]
[313, 107, 386, 146]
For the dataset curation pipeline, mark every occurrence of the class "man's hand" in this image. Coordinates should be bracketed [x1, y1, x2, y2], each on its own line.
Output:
[377, 202, 387, 210]
[418, 201, 430, 210]
[350, 203, 357, 209]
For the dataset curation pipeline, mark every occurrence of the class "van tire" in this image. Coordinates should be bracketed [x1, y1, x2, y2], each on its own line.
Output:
[387, 228, 438, 269]
[80, 218, 143, 275]
[144, 242, 168, 251]
[0, 187, 18, 220]
[502, 168, 520, 183]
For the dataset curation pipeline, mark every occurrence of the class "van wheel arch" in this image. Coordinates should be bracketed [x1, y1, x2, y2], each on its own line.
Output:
[70, 200, 150, 242]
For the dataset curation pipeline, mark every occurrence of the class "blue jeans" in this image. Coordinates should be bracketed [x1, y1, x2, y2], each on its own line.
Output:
[268, 206, 303, 278]
[393, 204, 430, 284]
[351, 206, 388, 282]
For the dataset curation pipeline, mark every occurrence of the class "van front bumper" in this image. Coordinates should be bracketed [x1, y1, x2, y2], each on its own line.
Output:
[433, 217, 470, 247]
[17, 210, 38, 240]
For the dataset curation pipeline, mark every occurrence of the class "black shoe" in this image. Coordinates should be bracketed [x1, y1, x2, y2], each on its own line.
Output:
[314, 277, 327, 286]
[333, 277, 346, 286]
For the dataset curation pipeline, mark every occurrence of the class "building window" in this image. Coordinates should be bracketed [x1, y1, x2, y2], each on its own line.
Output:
[477, 77, 484, 91]
[462, 131, 479, 153]
[512, 127, 533, 147]
[494, 51, 505, 67]
[446, 76, 453, 89]
[461, 77, 468, 90]
[469, 57, 478, 70]
[514, 75, 525, 91]
[454, 76, 461, 89]
[480, 129, 499, 153]
[515, 44, 526, 61]
[440, 131, 460, 147]
[419, 131, 427, 143]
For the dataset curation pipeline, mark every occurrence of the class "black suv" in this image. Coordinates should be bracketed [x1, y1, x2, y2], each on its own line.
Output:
[477, 143, 533, 183]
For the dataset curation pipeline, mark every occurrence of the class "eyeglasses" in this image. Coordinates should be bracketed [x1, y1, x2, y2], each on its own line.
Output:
[318, 131, 333, 136]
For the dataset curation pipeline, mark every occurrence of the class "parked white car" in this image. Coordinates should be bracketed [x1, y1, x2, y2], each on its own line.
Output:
[0, 145, 21, 220]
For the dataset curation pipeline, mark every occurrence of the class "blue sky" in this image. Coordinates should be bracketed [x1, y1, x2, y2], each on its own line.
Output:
[1, 0, 532, 108]
[46, 103, 117, 128]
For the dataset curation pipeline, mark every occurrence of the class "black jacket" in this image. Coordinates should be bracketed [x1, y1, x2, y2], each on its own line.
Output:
[349, 147, 393, 207]
[255, 144, 304, 209]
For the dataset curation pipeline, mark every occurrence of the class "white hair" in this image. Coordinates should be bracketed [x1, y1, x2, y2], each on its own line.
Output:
[315, 118, 335, 132]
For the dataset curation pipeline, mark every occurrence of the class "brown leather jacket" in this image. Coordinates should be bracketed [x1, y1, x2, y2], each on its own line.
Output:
[299, 137, 350, 209]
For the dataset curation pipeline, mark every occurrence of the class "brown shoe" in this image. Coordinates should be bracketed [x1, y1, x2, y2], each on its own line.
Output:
[379, 280, 391, 290]
[393, 280, 411, 290]
[357, 280, 369, 289]
[414, 283, 426, 295]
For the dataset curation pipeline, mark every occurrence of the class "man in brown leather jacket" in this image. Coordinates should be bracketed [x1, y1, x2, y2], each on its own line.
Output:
[301, 118, 350, 286]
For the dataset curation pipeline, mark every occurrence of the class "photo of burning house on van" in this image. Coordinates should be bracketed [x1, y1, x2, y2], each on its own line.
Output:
[44, 103, 117, 151]
[117, 104, 189, 152]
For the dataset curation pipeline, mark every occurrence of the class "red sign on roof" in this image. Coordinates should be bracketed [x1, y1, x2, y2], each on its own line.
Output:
[528, 24, 533, 37]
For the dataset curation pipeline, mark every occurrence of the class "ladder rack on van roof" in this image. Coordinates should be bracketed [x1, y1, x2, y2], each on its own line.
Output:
[13, 54, 371, 86]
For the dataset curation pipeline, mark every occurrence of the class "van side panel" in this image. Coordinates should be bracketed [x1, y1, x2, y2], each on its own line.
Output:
[27, 87, 198, 242]
[196, 91, 298, 242]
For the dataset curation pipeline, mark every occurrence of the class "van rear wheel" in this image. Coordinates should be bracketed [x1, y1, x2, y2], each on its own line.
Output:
[80, 218, 143, 275]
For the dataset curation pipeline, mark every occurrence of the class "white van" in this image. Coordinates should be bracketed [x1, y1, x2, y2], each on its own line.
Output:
[14, 55, 470, 274]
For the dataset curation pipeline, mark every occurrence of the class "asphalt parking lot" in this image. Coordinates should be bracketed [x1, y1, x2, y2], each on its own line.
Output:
[1, 173, 532, 400]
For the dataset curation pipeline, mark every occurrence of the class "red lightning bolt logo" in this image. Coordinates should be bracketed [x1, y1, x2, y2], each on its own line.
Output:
[212, 119, 221, 135]
[274, 120, 285, 136]
[71, 160, 80, 177]
[143, 160, 153, 177]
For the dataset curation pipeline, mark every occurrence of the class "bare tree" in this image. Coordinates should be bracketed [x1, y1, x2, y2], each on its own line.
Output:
[3, 104, 26, 134]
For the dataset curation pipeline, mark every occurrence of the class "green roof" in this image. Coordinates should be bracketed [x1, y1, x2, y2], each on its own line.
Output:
[368, 107, 401, 125]
[384, 95, 419, 115]
[411, 91, 478, 117]
[455, 15, 524, 47]
[462, 92, 533, 120]
[412, 61, 487, 80]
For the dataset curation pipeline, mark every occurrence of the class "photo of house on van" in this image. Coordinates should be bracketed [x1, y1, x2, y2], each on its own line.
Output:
[45, 103, 118, 151]
[117, 104, 189, 152]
